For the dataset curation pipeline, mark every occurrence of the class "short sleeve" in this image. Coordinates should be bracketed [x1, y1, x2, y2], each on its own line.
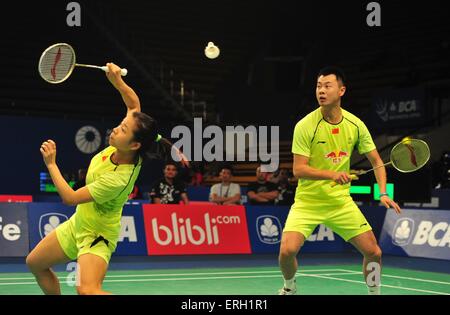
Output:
[87, 172, 127, 204]
[209, 184, 219, 200]
[357, 120, 376, 154]
[230, 184, 241, 196]
[292, 120, 311, 157]
[149, 181, 161, 199]
[178, 182, 187, 194]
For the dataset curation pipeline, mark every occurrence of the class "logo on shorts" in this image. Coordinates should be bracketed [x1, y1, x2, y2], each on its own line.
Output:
[256, 215, 281, 244]
[39, 213, 68, 239]
[392, 218, 414, 246]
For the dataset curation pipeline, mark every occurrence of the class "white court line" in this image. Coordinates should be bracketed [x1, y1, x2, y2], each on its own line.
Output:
[0, 269, 347, 281]
[302, 273, 450, 295]
[0, 270, 358, 286]
[2, 271, 447, 294]
[337, 269, 450, 286]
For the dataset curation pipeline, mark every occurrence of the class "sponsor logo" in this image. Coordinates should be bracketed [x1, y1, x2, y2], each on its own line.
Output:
[324, 150, 348, 164]
[256, 215, 281, 244]
[0, 216, 22, 241]
[307, 225, 335, 241]
[392, 218, 414, 246]
[39, 213, 68, 239]
[151, 213, 241, 246]
[119, 216, 137, 242]
[392, 218, 450, 248]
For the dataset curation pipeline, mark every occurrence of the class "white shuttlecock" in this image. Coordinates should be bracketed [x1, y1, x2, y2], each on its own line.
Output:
[205, 42, 220, 59]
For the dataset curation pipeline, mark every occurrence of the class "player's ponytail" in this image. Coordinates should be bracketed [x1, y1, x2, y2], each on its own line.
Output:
[132, 112, 189, 167]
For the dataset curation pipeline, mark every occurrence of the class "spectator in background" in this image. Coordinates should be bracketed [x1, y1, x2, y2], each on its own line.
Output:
[247, 166, 279, 205]
[190, 162, 204, 186]
[274, 169, 295, 206]
[150, 162, 189, 204]
[209, 166, 241, 205]
[72, 168, 87, 191]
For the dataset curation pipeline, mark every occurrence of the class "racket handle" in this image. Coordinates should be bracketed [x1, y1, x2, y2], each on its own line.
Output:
[101, 66, 128, 76]
[330, 174, 359, 187]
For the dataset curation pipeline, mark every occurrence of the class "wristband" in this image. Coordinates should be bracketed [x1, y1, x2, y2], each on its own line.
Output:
[379, 193, 389, 198]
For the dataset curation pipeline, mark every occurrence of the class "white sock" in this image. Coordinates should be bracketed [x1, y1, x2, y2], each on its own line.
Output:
[367, 286, 381, 295]
[284, 277, 296, 290]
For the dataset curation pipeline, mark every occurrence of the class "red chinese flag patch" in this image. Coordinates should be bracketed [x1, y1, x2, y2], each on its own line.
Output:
[102, 156, 108, 162]
[332, 128, 339, 134]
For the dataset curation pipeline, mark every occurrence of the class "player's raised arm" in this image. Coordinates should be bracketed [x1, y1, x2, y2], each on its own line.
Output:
[105, 62, 141, 114]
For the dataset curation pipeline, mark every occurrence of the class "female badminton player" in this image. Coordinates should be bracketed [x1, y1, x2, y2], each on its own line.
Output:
[26, 63, 187, 295]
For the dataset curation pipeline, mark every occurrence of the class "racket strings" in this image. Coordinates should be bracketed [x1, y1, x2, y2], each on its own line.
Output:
[39, 45, 75, 83]
[390, 140, 430, 172]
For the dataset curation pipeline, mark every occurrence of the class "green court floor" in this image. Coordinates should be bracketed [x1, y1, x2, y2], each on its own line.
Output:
[1, 265, 449, 295]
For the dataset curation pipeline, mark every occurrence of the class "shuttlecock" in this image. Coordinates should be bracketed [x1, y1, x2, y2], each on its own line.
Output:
[205, 42, 220, 59]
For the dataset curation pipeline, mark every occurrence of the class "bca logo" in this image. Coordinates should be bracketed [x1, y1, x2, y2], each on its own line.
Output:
[256, 216, 281, 244]
[39, 213, 69, 239]
[392, 218, 414, 246]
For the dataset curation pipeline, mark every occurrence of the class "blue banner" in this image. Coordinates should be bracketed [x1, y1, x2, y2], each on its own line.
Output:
[114, 205, 148, 255]
[0, 204, 29, 257]
[27, 203, 147, 256]
[371, 87, 427, 130]
[27, 203, 76, 250]
[245, 206, 344, 253]
[379, 209, 450, 260]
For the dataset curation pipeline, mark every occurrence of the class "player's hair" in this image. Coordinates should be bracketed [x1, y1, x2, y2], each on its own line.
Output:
[131, 112, 186, 167]
[317, 66, 346, 86]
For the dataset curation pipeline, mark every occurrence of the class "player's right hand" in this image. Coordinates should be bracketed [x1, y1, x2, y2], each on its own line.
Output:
[105, 62, 124, 87]
[332, 171, 353, 185]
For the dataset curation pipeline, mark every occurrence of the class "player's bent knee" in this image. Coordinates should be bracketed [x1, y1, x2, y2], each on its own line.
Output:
[279, 242, 299, 259]
[25, 253, 39, 272]
[365, 246, 382, 259]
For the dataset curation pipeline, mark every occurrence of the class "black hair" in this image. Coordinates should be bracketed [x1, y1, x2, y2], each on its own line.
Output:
[131, 112, 187, 167]
[164, 161, 178, 169]
[220, 165, 233, 175]
[317, 66, 346, 86]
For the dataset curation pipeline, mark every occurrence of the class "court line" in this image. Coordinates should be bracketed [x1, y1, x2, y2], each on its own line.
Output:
[302, 273, 450, 295]
[0, 268, 349, 281]
[0, 271, 359, 286]
[2, 271, 448, 294]
[337, 269, 450, 285]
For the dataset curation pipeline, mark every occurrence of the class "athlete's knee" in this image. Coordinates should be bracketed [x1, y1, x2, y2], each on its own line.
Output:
[365, 245, 382, 260]
[279, 239, 300, 259]
[25, 253, 41, 272]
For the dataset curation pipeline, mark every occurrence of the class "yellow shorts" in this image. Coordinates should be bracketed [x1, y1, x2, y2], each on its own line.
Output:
[55, 215, 117, 264]
[283, 199, 372, 242]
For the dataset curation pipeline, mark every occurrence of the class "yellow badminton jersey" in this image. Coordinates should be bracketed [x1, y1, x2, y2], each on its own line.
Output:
[75, 146, 142, 240]
[292, 107, 376, 206]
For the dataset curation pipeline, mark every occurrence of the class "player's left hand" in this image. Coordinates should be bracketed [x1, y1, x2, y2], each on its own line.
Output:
[40, 139, 57, 167]
[380, 195, 401, 214]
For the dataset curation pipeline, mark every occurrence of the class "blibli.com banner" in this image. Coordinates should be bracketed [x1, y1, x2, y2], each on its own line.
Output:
[143, 204, 252, 255]
[27, 203, 147, 256]
[379, 209, 450, 260]
[245, 206, 344, 253]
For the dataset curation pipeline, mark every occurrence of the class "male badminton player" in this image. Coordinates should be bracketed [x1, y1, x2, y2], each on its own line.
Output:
[26, 63, 186, 295]
[278, 66, 401, 295]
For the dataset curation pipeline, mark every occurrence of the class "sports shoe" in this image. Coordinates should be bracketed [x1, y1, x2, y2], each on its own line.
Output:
[278, 286, 297, 295]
